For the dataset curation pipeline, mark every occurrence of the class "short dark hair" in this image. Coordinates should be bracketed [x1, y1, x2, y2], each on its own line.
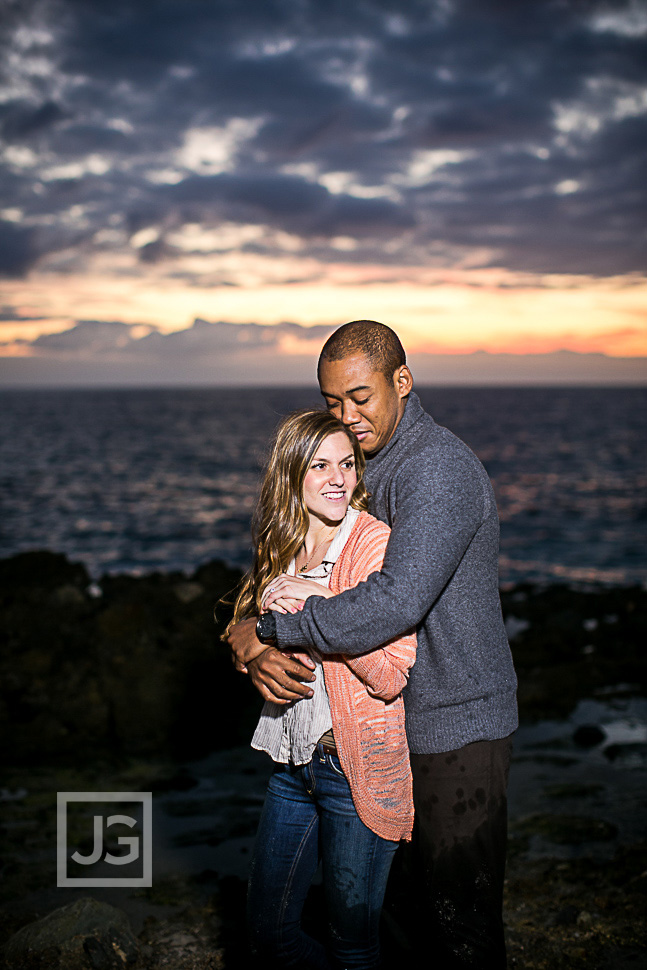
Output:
[318, 320, 406, 379]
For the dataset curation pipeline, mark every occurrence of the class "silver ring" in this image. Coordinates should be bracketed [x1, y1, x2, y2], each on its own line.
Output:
[269, 587, 276, 593]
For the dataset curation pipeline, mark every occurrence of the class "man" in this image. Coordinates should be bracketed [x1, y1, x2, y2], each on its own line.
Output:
[229, 320, 518, 968]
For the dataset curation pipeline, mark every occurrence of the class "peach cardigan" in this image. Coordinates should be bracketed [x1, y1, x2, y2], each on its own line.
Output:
[323, 510, 417, 842]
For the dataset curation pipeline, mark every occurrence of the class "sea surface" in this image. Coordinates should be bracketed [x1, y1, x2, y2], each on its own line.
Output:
[1, 386, 645, 587]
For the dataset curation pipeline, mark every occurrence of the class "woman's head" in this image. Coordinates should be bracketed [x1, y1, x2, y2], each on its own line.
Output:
[224, 409, 369, 631]
[261, 409, 368, 534]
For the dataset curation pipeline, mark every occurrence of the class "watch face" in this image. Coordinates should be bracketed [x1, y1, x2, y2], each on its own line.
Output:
[257, 611, 276, 642]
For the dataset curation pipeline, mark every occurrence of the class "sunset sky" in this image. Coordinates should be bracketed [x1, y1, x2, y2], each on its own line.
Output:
[0, 0, 646, 385]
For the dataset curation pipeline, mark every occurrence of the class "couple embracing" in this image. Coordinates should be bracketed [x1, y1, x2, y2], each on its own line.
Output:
[226, 320, 518, 970]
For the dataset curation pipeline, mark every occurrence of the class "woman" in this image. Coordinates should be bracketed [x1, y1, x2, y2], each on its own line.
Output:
[224, 408, 416, 970]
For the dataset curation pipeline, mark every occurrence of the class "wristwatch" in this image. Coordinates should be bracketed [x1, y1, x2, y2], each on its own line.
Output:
[256, 611, 277, 644]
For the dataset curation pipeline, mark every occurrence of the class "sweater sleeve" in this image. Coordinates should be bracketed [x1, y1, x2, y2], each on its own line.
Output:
[275, 444, 487, 656]
[338, 523, 417, 701]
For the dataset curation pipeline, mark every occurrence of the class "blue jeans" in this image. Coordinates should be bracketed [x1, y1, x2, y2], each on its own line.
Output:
[247, 744, 399, 969]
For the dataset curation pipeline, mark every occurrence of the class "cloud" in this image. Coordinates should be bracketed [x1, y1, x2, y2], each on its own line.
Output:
[30, 319, 143, 354]
[24, 317, 336, 362]
[2, 316, 644, 386]
[0, 0, 644, 280]
[0, 221, 36, 277]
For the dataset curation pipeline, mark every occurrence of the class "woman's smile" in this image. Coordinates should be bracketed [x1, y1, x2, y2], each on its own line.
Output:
[303, 431, 357, 525]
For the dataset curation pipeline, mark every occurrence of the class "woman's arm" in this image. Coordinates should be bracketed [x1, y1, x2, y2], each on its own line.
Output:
[336, 523, 417, 700]
[341, 630, 416, 701]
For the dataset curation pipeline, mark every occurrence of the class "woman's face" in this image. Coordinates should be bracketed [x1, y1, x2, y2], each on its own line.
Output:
[303, 431, 357, 526]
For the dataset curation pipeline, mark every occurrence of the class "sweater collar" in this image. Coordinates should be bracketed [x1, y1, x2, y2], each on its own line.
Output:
[365, 390, 429, 468]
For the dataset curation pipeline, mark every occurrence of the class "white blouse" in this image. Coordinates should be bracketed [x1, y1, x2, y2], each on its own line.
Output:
[251, 507, 359, 765]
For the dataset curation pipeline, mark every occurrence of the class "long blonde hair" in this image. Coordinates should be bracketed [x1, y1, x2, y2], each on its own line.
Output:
[223, 409, 369, 638]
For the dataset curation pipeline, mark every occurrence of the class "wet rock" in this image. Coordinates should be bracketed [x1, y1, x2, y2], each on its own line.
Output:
[139, 905, 225, 969]
[514, 753, 579, 767]
[50, 584, 86, 607]
[514, 813, 618, 845]
[0, 550, 90, 591]
[149, 768, 199, 792]
[551, 906, 580, 926]
[0, 551, 255, 765]
[501, 583, 647, 722]
[551, 904, 579, 926]
[173, 582, 205, 605]
[505, 615, 530, 640]
[626, 870, 647, 894]
[543, 783, 605, 799]
[603, 742, 647, 764]
[573, 724, 606, 748]
[3, 897, 138, 969]
[504, 844, 647, 969]
[2, 556, 645, 767]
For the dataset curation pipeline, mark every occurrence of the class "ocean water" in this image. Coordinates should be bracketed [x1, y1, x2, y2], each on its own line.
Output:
[0, 386, 645, 587]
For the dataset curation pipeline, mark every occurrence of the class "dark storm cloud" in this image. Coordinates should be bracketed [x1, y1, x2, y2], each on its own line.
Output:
[0, 100, 67, 140]
[1, 0, 645, 275]
[164, 171, 414, 236]
[169, 172, 330, 214]
[0, 222, 36, 277]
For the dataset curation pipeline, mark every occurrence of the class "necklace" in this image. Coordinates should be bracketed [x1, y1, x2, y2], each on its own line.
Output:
[298, 526, 338, 573]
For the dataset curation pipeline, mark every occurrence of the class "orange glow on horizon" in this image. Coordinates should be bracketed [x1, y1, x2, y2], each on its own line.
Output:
[1, 257, 646, 360]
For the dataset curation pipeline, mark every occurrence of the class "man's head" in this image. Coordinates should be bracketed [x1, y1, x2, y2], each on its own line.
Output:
[318, 320, 413, 456]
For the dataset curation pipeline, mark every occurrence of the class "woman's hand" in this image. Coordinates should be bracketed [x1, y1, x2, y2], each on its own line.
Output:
[267, 596, 304, 615]
[262, 575, 334, 611]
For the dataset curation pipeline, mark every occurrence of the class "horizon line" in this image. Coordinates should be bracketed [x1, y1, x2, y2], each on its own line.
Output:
[1, 381, 645, 392]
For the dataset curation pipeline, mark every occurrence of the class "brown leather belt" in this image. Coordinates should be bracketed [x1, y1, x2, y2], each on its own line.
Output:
[318, 740, 337, 756]
[317, 730, 337, 755]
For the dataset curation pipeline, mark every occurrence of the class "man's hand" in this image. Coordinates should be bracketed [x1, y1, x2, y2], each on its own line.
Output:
[227, 615, 317, 703]
[228, 616, 269, 671]
[247, 647, 317, 705]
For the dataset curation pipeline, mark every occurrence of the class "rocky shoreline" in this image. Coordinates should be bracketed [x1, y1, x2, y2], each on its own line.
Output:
[1, 551, 645, 968]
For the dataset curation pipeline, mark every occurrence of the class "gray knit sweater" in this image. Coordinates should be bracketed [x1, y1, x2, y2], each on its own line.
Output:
[275, 391, 518, 753]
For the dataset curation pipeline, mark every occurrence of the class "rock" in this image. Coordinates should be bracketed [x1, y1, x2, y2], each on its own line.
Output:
[149, 768, 199, 792]
[0, 550, 90, 591]
[626, 869, 647, 894]
[552, 904, 579, 926]
[173, 582, 205, 605]
[0, 551, 255, 765]
[504, 615, 530, 640]
[502, 583, 647, 722]
[514, 813, 618, 845]
[3, 557, 645, 765]
[543, 782, 605, 799]
[603, 742, 647, 764]
[50, 584, 86, 607]
[573, 724, 606, 748]
[3, 897, 138, 969]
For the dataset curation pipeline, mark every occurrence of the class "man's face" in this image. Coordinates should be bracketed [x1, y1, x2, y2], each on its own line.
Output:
[318, 354, 411, 456]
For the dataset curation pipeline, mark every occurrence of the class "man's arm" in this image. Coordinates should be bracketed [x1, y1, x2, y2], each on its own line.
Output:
[275, 446, 488, 656]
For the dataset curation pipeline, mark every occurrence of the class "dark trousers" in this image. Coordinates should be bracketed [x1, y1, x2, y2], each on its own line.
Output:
[384, 735, 513, 969]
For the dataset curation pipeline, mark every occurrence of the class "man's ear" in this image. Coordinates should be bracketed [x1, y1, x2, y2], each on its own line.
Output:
[394, 365, 413, 399]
